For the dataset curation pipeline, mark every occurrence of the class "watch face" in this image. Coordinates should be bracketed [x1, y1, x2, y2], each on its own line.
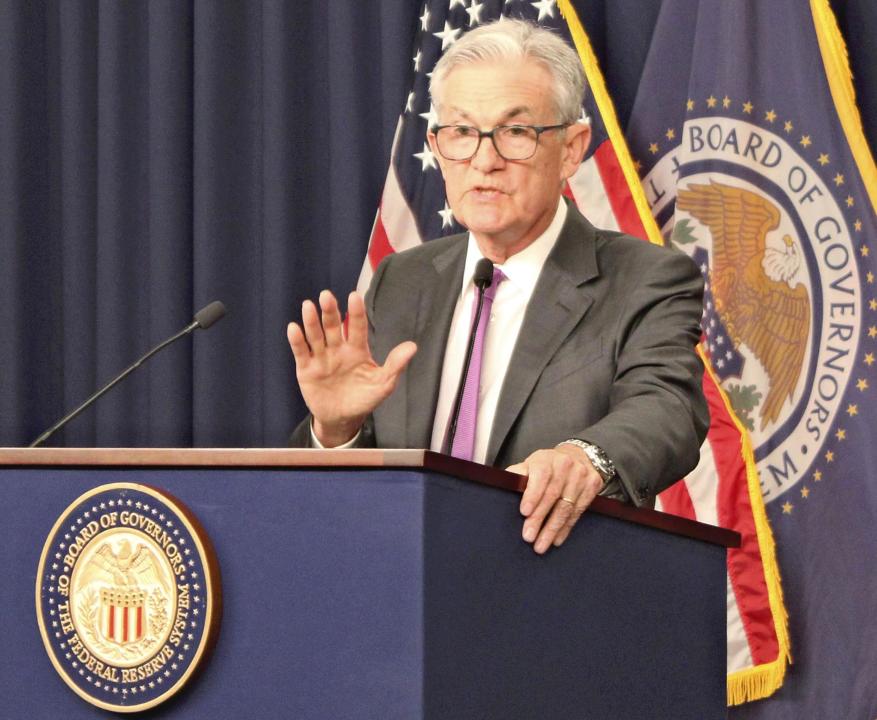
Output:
[560, 440, 614, 480]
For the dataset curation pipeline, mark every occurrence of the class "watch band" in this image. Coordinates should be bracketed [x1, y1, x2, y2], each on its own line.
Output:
[558, 439, 617, 482]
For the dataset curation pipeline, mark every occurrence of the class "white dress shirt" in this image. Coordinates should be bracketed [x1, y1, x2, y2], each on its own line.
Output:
[430, 199, 567, 464]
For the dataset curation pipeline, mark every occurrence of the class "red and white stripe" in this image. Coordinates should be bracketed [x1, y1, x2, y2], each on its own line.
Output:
[101, 600, 145, 645]
[358, 119, 421, 293]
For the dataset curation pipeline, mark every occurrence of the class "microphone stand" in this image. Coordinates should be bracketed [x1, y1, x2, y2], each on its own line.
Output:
[29, 302, 226, 448]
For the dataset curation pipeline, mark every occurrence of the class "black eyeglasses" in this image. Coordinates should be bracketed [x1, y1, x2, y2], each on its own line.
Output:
[432, 123, 569, 161]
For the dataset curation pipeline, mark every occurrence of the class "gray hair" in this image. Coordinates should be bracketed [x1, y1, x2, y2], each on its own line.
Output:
[429, 18, 586, 125]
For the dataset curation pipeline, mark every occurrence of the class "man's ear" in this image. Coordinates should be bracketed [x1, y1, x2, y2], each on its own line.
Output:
[561, 122, 591, 180]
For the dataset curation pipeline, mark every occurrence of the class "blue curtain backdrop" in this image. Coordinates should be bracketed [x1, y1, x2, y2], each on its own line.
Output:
[1, 0, 874, 448]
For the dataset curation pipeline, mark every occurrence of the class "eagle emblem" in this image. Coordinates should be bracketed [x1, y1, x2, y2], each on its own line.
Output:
[78, 539, 170, 591]
[677, 181, 811, 429]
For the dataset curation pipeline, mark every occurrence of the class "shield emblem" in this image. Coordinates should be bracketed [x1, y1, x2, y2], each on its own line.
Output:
[100, 587, 146, 645]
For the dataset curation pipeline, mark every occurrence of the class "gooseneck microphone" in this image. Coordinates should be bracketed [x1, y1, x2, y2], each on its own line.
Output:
[29, 301, 227, 448]
[444, 258, 494, 455]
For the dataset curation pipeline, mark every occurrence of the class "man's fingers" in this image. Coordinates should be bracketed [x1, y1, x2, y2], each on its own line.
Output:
[346, 292, 369, 349]
[525, 480, 566, 547]
[520, 462, 556, 543]
[533, 499, 576, 554]
[552, 523, 575, 548]
[550, 482, 596, 548]
[287, 322, 311, 367]
[383, 341, 418, 380]
[517, 454, 550, 517]
[301, 300, 326, 353]
[319, 290, 343, 347]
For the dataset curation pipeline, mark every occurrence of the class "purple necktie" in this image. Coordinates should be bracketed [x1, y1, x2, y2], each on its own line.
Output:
[450, 267, 506, 461]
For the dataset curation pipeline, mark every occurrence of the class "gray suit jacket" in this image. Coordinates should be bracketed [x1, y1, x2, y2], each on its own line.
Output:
[291, 204, 709, 507]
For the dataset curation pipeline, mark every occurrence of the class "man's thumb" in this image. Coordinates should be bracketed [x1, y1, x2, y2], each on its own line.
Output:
[384, 341, 418, 377]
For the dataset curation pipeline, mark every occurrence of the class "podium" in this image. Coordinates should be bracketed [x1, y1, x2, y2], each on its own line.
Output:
[1, 448, 737, 719]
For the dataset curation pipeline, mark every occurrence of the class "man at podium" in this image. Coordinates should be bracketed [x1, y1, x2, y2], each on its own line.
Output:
[288, 19, 708, 554]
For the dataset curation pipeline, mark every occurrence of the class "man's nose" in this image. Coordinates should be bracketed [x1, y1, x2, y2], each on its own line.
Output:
[470, 133, 504, 172]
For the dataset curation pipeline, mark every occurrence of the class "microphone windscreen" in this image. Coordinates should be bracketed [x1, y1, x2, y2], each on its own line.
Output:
[194, 301, 227, 329]
[473, 258, 494, 290]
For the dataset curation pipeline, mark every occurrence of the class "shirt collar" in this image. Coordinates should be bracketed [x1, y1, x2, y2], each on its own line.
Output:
[461, 198, 567, 296]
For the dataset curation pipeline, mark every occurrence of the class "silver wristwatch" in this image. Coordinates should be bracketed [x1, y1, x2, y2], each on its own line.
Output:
[559, 439, 617, 482]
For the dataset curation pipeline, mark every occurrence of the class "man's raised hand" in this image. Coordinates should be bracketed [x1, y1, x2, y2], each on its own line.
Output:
[287, 290, 417, 447]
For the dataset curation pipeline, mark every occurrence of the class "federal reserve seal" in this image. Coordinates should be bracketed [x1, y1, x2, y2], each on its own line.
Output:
[35, 483, 221, 712]
[641, 101, 865, 503]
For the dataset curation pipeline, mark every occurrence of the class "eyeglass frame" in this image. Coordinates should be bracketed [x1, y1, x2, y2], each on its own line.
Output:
[430, 123, 570, 161]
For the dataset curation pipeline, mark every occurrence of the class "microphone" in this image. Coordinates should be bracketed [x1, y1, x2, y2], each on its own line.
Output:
[444, 258, 494, 455]
[192, 301, 227, 330]
[29, 301, 228, 448]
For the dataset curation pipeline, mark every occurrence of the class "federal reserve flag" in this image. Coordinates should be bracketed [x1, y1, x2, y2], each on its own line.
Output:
[627, 0, 877, 715]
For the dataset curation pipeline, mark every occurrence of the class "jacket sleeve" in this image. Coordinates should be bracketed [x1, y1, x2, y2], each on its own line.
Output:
[581, 248, 709, 506]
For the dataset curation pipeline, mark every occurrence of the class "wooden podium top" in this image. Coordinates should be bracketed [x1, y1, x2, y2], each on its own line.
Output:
[0, 447, 739, 547]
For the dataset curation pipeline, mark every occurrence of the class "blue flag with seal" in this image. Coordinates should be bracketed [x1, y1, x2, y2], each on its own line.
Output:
[627, 0, 877, 714]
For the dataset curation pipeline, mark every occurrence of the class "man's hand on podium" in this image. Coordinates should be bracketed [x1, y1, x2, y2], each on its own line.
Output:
[288, 290, 417, 447]
[508, 445, 604, 554]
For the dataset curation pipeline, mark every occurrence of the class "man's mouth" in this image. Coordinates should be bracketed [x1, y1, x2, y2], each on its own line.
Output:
[470, 186, 504, 198]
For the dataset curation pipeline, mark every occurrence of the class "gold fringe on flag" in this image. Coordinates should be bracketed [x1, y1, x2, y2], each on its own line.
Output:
[811, 0, 877, 216]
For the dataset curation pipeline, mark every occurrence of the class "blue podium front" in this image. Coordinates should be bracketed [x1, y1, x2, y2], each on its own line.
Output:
[0, 448, 734, 719]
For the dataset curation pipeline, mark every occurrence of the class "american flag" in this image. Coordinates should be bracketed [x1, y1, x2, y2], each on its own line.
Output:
[358, 0, 787, 706]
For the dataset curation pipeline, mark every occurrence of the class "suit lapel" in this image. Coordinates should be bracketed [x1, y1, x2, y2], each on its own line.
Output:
[404, 238, 468, 448]
[485, 209, 601, 465]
